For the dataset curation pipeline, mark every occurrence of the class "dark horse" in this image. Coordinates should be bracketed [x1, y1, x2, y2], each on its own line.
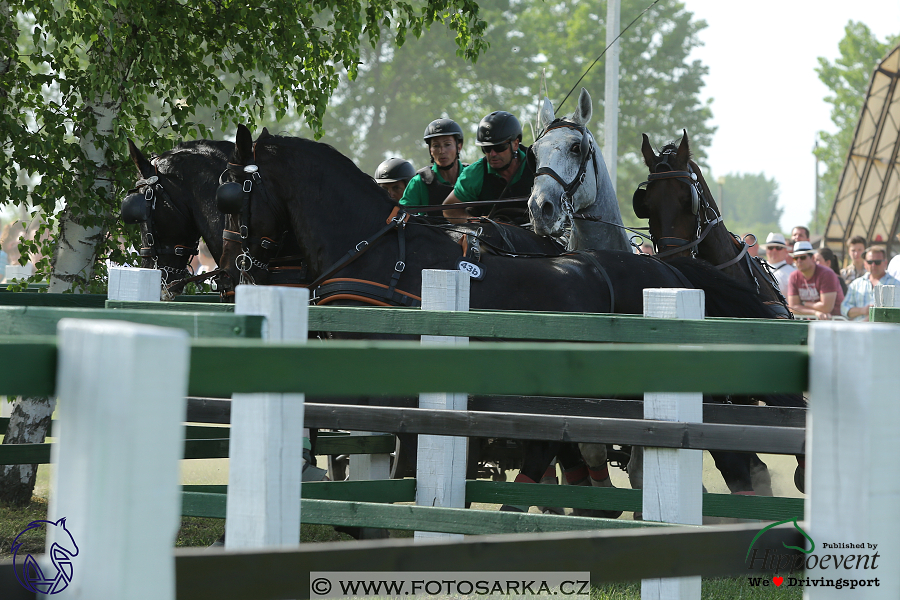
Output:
[121, 139, 234, 295]
[211, 125, 785, 513]
[632, 130, 807, 493]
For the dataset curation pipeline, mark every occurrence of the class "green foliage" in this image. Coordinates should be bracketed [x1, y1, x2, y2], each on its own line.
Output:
[813, 22, 900, 232]
[718, 172, 784, 241]
[0, 0, 486, 290]
[314, 0, 714, 225]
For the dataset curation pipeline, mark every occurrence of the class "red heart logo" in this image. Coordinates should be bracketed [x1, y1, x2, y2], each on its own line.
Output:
[773, 577, 784, 587]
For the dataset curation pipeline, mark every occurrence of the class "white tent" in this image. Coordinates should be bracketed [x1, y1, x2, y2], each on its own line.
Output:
[823, 43, 900, 258]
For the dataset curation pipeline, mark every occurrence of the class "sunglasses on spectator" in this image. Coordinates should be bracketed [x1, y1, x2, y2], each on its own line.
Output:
[794, 254, 813, 261]
[766, 245, 786, 251]
[481, 142, 511, 154]
[866, 259, 883, 265]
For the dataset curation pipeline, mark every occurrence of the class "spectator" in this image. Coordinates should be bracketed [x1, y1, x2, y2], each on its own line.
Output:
[743, 233, 758, 258]
[841, 246, 900, 321]
[815, 247, 847, 294]
[787, 241, 844, 319]
[841, 235, 867, 285]
[791, 226, 810, 243]
[442, 110, 534, 225]
[763, 232, 795, 293]
[374, 158, 416, 201]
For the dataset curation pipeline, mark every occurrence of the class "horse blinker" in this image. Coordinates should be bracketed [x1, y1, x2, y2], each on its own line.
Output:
[632, 186, 649, 219]
[121, 192, 151, 224]
[216, 181, 246, 214]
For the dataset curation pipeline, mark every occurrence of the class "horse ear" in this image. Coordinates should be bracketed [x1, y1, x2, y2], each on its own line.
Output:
[573, 88, 592, 126]
[640, 133, 657, 169]
[676, 129, 690, 167]
[128, 139, 154, 179]
[539, 97, 554, 131]
[233, 124, 254, 165]
[258, 127, 271, 142]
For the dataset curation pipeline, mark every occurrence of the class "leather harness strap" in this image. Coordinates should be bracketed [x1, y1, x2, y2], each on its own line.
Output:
[573, 251, 615, 312]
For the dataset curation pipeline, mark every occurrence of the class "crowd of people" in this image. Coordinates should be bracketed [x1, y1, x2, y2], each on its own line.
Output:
[757, 226, 899, 321]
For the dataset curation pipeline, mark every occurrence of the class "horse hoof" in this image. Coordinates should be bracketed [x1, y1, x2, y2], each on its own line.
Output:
[499, 504, 527, 513]
[539, 506, 565, 515]
[794, 466, 805, 494]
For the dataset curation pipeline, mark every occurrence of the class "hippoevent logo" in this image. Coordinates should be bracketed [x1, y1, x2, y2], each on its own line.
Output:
[745, 519, 881, 590]
[12, 517, 79, 595]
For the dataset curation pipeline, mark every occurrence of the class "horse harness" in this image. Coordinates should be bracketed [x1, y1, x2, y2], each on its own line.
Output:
[633, 151, 792, 318]
[121, 172, 198, 283]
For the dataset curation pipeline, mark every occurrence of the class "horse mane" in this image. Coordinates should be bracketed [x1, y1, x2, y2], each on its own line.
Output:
[252, 134, 389, 198]
[659, 142, 692, 162]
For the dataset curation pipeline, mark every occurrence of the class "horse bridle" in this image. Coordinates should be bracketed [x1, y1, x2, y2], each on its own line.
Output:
[121, 173, 199, 284]
[529, 119, 599, 220]
[215, 163, 287, 289]
[633, 151, 722, 260]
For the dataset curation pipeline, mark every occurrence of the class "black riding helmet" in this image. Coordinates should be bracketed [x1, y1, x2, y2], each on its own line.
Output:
[374, 158, 416, 183]
[475, 111, 522, 146]
[423, 118, 464, 145]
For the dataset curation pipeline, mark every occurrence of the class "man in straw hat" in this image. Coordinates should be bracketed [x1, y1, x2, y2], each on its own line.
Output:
[787, 241, 844, 319]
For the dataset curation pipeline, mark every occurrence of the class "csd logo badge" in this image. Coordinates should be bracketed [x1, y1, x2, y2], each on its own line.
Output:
[12, 517, 79, 595]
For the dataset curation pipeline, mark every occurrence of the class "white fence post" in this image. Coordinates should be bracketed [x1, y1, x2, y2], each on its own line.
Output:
[873, 284, 898, 307]
[641, 288, 704, 600]
[108, 266, 162, 301]
[415, 269, 469, 541]
[49, 319, 189, 600]
[226, 285, 308, 549]
[806, 322, 900, 599]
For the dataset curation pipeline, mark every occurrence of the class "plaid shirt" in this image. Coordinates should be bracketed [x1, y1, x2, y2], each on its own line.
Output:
[840, 272, 900, 320]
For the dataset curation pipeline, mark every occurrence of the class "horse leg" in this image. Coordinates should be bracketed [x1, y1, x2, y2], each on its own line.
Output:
[568, 443, 622, 519]
[627, 446, 643, 520]
[710, 451, 772, 495]
[499, 441, 558, 513]
[794, 455, 805, 493]
[537, 458, 565, 515]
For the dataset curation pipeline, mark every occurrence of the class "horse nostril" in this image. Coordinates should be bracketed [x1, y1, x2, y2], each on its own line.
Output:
[541, 200, 555, 222]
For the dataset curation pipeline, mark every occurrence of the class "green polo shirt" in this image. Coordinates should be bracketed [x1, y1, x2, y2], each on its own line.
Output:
[452, 149, 529, 203]
[399, 162, 459, 208]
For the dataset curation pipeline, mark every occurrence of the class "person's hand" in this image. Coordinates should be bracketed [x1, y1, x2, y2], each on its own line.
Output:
[815, 311, 831, 320]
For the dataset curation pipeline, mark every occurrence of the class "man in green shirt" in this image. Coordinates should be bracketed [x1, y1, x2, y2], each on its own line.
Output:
[399, 119, 466, 215]
[442, 111, 535, 225]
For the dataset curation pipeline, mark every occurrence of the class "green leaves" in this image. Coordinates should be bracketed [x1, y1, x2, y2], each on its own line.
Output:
[2, 0, 485, 290]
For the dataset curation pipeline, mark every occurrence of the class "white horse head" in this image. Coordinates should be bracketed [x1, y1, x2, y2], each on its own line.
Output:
[528, 88, 630, 252]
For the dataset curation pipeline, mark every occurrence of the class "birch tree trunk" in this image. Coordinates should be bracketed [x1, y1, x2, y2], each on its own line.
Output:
[0, 12, 125, 505]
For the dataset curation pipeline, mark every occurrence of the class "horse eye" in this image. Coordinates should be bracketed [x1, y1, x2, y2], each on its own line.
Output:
[571, 143, 580, 154]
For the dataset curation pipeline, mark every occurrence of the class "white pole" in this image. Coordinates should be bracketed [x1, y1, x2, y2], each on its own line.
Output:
[415, 270, 470, 541]
[49, 319, 189, 600]
[604, 0, 621, 188]
[805, 322, 900, 599]
[874, 284, 898, 307]
[107, 266, 162, 301]
[226, 285, 308, 549]
[641, 288, 704, 600]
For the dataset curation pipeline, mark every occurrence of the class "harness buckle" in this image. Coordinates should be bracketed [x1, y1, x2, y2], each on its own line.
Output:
[144, 186, 155, 201]
[579, 172, 586, 185]
[145, 233, 155, 246]
[394, 261, 406, 273]
[236, 253, 253, 272]
[242, 180, 253, 193]
[240, 225, 249, 239]
[356, 240, 369, 252]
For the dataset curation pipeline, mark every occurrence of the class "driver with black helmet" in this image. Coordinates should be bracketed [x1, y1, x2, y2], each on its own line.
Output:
[442, 111, 534, 225]
[374, 157, 416, 201]
[399, 118, 467, 213]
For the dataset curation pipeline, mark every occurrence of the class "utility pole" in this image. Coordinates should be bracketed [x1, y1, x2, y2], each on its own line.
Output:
[604, 0, 620, 190]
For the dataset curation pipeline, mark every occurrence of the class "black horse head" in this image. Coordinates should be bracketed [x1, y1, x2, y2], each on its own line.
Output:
[633, 130, 717, 259]
[121, 139, 233, 292]
[215, 126, 297, 299]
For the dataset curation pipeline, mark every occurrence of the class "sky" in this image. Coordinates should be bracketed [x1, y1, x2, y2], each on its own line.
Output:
[679, 0, 900, 234]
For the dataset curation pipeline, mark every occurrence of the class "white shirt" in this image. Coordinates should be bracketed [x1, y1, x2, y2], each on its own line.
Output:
[768, 260, 796, 295]
[888, 255, 900, 280]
